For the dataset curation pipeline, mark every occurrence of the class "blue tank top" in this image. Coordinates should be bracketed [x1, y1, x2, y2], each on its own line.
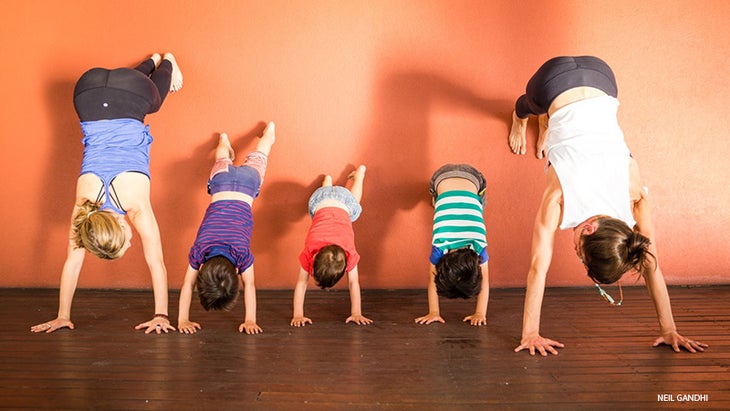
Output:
[79, 119, 153, 215]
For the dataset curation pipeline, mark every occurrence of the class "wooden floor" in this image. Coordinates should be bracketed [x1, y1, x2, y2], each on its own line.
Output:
[2, 286, 728, 410]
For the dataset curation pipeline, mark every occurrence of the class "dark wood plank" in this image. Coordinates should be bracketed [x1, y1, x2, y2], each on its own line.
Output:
[1, 286, 728, 409]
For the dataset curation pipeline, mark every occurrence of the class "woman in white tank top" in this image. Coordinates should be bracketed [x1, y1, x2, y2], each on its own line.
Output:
[509, 56, 707, 356]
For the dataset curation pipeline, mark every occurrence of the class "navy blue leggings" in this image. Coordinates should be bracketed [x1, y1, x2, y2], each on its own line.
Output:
[515, 56, 618, 119]
[73, 58, 172, 122]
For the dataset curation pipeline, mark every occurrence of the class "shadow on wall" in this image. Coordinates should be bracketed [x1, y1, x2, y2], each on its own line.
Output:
[356, 69, 512, 279]
[252, 177, 322, 271]
[157, 133, 211, 263]
[36, 79, 84, 271]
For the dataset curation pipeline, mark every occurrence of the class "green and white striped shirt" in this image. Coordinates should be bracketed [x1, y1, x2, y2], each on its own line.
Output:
[431, 190, 487, 260]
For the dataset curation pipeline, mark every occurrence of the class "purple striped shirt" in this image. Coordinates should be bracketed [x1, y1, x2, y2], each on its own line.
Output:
[188, 200, 254, 272]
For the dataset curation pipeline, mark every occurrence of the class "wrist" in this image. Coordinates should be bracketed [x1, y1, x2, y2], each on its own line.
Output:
[154, 313, 170, 321]
[522, 329, 539, 339]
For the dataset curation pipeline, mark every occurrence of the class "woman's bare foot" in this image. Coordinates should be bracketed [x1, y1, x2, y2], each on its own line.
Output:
[508, 110, 527, 155]
[164, 52, 184, 92]
[535, 114, 548, 159]
[150, 53, 162, 66]
[322, 175, 333, 187]
[215, 133, 235, 161]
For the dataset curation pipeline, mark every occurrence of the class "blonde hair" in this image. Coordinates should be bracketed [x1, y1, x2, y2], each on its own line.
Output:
[72, 200, 126, 260]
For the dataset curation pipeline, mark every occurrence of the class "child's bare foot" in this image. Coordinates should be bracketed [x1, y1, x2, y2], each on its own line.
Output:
[216, 133, 235, 161]
[347, 165, 366, 202]
[261, 121, 276, 145]
[322, 175, 333, 187]
[164, 52, 183, 92]
[348, 165, 366, 181]
[254, 121, 276, 155]
[150, 53, 162, 66]
[508, 111, 527, 155]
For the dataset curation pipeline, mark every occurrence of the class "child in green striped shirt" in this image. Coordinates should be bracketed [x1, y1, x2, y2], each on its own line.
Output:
[415, 164, 490, 326]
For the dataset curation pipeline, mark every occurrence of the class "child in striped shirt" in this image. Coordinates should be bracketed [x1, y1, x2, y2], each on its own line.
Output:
[177, 122, 275, 335]
[415, 164, 491, 326]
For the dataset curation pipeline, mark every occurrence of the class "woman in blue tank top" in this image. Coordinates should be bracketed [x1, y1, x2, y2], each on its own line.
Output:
[31, 53, 183, 335]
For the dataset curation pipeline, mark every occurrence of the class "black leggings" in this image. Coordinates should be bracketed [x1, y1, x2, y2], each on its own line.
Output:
[515, 56, 618, 119]
[73, 58, 172, 122]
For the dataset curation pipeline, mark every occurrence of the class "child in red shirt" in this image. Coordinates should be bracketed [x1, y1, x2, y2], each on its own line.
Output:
[291, 165, 372, 327]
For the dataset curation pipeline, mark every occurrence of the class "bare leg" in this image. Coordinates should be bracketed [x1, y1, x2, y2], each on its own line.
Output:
[346, 165, 366, 203]
[254, 121, 276, 156]
[215, 133, 235, 161]
[322, 175, 333, 187]
[508, 110, 528, 155]
[536, 114, 548, 159]
[163, 52, 184, 92]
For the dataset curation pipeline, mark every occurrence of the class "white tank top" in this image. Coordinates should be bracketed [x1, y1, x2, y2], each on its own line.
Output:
[545, 96, 636, 230]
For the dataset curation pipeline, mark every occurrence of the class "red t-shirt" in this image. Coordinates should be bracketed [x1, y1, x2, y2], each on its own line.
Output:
[299, 207, 360, 274]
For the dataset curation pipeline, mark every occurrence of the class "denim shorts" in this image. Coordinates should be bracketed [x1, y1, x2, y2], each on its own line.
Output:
[208, 165, 261, 197]
[429, 163, 487, 208]
[208, 151, 268, 197]
[308, 186, 362, 222]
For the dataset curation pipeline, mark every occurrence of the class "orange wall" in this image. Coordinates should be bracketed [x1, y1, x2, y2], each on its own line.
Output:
[1, 0, 729, 290]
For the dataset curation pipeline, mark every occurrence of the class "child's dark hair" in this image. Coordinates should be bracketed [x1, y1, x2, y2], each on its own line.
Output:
[312, 244, 347, 289]
[196, 255, 239, 311]
[434, 248, 482, 299]
[582, 217, 656, 284]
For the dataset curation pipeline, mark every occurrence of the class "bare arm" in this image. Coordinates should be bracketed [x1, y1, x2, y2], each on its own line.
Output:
[415, 264, 444, 324]
[515, 169, 565, 355]
[32, 203, 88, 333]
[291, 267, 311, 327]
[632, 183, 675, 331]
[463, 262, 489, 326]
[128, 199, 174, 333]
[31, 233, 86, 332]
[177, 265, 201, 334]
[56, 246, 85, 320]
[346, 265, 372, 325]
[239, 266, 262, 334]
[630, 161, 707, 352]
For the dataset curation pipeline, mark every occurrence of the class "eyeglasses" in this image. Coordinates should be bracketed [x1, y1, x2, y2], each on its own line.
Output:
[594, 282, 623, 306]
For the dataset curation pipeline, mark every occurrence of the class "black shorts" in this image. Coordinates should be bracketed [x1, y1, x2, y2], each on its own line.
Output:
[515, 56, 618, 119]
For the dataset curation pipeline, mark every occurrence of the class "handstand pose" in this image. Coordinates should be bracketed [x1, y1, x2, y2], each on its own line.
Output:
[178, 122, 276, 335]
[291, 165, 372, 327]
[31, 53, 183, 334]
[415, 164, 490, 326]
[509, 56, 707, 355]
